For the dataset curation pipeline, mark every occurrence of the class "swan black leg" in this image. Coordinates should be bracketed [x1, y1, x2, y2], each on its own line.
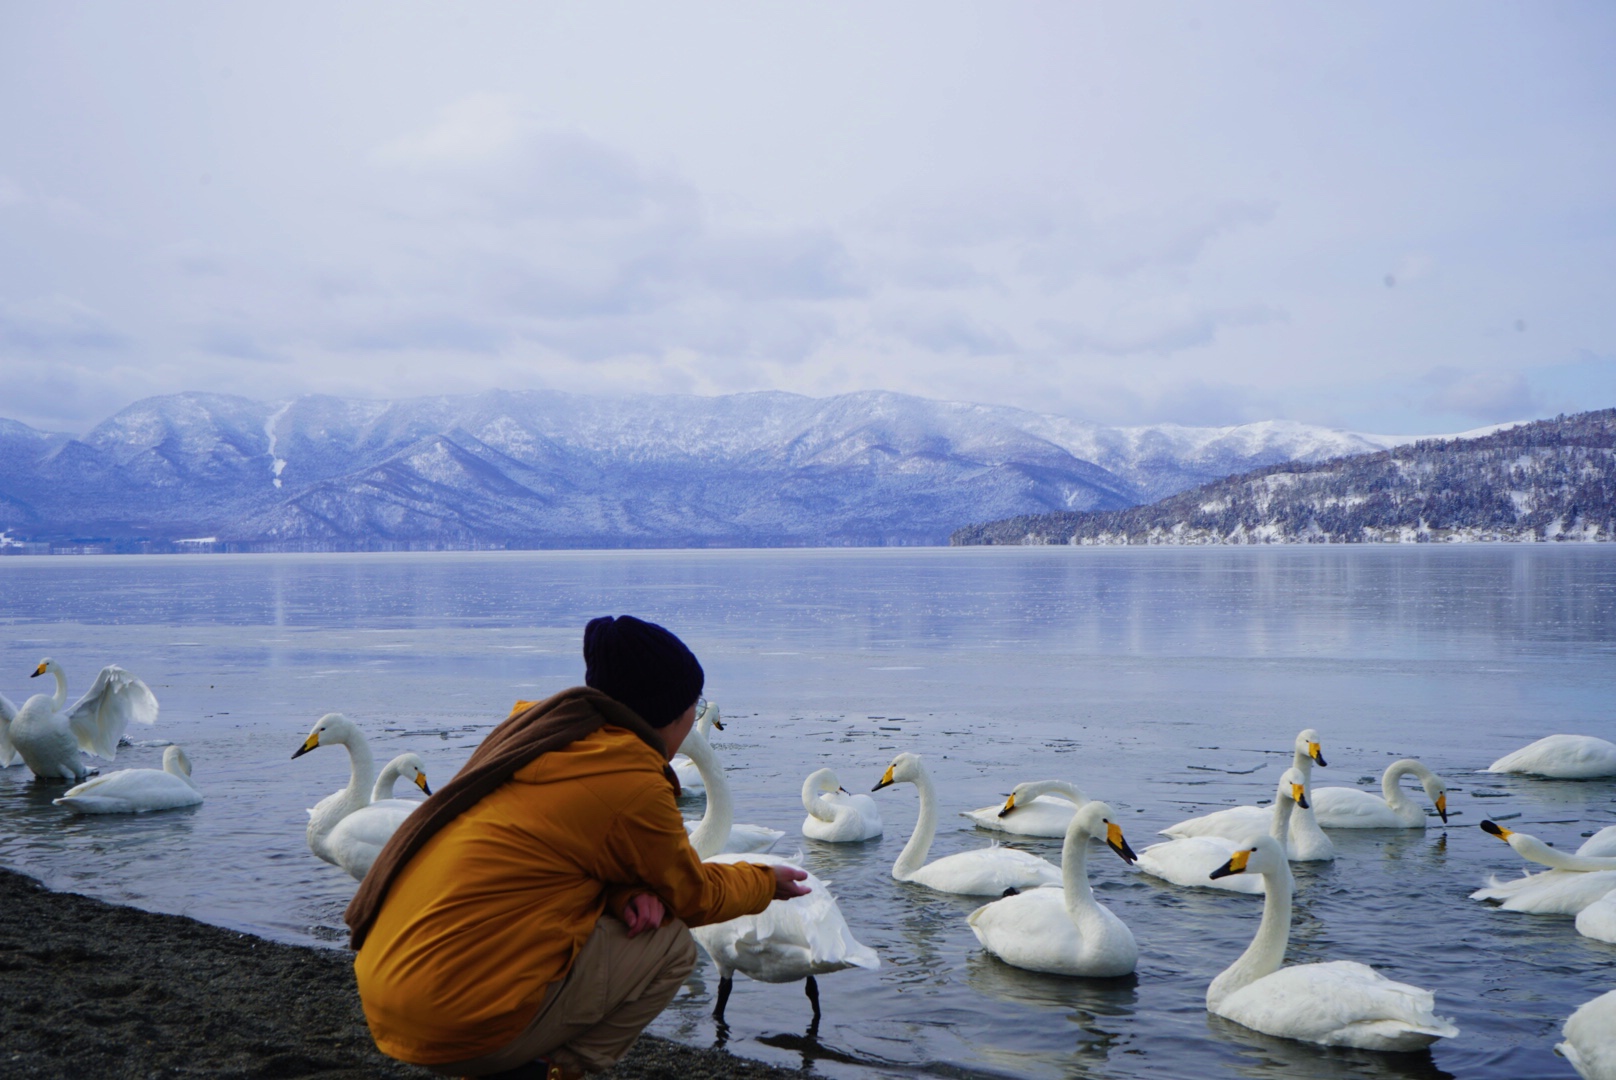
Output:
[804, 975, 821, 1022]
[714, 974, 734, 1023]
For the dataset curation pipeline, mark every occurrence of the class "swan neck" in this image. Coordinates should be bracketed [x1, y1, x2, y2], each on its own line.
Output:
[1291, 747, 1313, 778]
[341, 732, 377, 809]
[371, 762, 402, 803]
[1209, 863, 1293, 1007]
[893, 768, 938, 879]
[50, 668, 67, 711]
[1030, 780, 1085, 805]
[684, 733, 732, 859]
[1268, 793, 1296, 848]
[1060, 825, 1097, 917]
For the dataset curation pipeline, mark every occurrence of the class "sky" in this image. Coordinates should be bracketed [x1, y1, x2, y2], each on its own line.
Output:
[1, 2, 1614, 436]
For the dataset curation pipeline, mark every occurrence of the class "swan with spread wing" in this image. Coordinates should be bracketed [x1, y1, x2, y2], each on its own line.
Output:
[1, 658, 158, 781]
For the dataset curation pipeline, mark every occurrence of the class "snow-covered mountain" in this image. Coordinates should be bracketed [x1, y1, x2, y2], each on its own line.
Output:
[0, 389, 1433, 549]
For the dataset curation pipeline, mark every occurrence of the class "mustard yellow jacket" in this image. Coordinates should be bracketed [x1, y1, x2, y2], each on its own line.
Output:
[354, 709, 775, 1064]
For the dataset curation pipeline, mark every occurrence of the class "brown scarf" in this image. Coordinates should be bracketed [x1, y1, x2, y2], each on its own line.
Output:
[344, 685, 679, 950]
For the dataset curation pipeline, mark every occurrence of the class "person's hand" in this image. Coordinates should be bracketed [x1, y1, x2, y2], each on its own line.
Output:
[771, 864, 811, 900]
[623, 892, 667, 938]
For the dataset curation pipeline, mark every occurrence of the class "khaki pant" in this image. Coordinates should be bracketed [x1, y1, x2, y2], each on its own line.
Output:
[429, 915, 697, 1077]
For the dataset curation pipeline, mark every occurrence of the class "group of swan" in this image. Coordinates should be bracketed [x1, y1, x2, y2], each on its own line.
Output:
[1, 658, 159, 781]
[292, 713, 433, 882]
[1136, 768, 1310, 895]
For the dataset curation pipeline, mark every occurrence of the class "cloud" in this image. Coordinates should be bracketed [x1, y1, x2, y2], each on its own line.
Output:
[0, 175, 24, 208]
[1420, 366, 1540, 421]
[0, 296, 130, 354]
[1043, 304, 1285, 358]
[873, 305, 1017, 356]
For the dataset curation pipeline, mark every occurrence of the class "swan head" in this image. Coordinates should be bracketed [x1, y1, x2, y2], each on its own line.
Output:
[872, 752, 924, 792]
[999, 779, 1085, 817]
[1295, 728, 1327, 767]
[163, 745, 193, 777]
[395, 753, 432, 795]
[803, 768, 842, 798]
[1074, 800, 1137, 864]
[695, 699, 724, 734]
[292, 712, 355, 758]
[1209, 833, 1287, 880]
[30, 658, 58, 679]
[1276, 766, 1309, 809]
[1422, 775, 1449, 823]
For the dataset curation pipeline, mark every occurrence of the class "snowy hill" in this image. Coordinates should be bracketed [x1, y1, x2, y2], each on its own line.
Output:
[0, 389, 1430, 550]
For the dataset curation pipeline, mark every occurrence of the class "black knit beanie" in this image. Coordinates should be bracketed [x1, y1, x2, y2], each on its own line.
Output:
[582, 615, 705, 729]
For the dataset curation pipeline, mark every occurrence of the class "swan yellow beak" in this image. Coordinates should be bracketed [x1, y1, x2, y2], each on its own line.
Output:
[1209, 848, 1252, 880]
[1106, 821, 1138, 864]
[1308, 741, 1327, 767]
[997, 793, 1018, 818]
[414, 772, 432, 796]
[713, 715, 724, 731]
[1291, 782, 1309, 809]
[1435, 794, 1448, 823]
[1480, 819, 1512, 841]
[872, 765, 896, 792]
[31, 662, 46, 677]
[291, 732, 320, 759]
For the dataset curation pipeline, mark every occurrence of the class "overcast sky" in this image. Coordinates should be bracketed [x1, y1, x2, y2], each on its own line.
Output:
[2, 2, 1613, 435]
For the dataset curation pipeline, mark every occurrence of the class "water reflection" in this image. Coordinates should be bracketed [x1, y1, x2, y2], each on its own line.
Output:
[1207, 1014, 1457, 1080]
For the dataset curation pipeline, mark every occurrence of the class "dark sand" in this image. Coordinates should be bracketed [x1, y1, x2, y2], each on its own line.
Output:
[0, 868, 808, 1080]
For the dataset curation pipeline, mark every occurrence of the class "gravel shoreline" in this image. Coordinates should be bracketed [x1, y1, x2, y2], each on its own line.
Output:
[0, 867, 809, 1080]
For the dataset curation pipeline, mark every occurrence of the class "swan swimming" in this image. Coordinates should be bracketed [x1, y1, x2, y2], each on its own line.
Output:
[322, 752, 433, 881]
[800, 768, 882, 842]
[963, 779, 1083, 838]
[691, 851, 879, 1023]
[967, 800, 1139, 977]
[1471, 820, 1616, 915]
[1559, 988, 1616, 1080]
[1161, 729, 1334, 862]
[671, 700, 723, 794]
[53, 745, 202, 814]
[1206, 835, 1460, 1051]
[1576, 889, 1616, 944]
[677, 723, 784, 858]
[1486, 735, 1616, 779]
[1310, 758, 1449, 829]
[872, 753, 1061, 895]
[0, 658, 158, 780]
[1136, 768, 1309, 895]
[292, 713, 399, 870]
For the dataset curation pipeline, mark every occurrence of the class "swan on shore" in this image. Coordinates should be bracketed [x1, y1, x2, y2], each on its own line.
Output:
[967, 800, 1138, 977]
[801, 768, 882, 842]
[53, 745, 202, 813]
[872, 753, 1060, 895]
[1559, 988, 1616, 1080]
[1206, 835, 1459, 1051]
[671, 700, 722, 794]
[1, 659, 158, 780]
[1161, 729, 1334, 862]
[323, 753, 433, 881]
[963, 779, 1083, 838]
[677, 724, 784, 858]
[692, 851, 879, 1024]
[1311, 758, 1449, 829]
[1486, 735, 1616, 779]
[1136, 768, 1308, 895]
[1471, 820, 1616, 915]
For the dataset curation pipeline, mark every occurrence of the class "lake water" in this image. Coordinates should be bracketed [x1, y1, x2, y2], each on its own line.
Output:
[1, 547, 1614, 1080]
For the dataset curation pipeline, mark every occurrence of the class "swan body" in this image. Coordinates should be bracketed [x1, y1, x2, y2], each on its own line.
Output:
[1471, 821, 1616, 915]
[692, 851, 878, 1021]
[967, 800, 1139, 977]
[1162, 729, 1334, 862]
[1311, 759, 1449, 829]
[1576, 890, 1616, 944]
[964, 779, 1083, 837]
[3, 659, 158, 780]
[671, 701, 722, 794]
[872, 753, 1061, 895]
[1487, 735, 1616, 779]
[1137, 768, 1308, 895]
[1206, 835, 1459, 1051]
[322, 753, 433, 881]
[801, 768, 882, 842]
[677, 724, 784, 858]
[52, 745, 201, 813]
[1560, 989, 1616, 1080]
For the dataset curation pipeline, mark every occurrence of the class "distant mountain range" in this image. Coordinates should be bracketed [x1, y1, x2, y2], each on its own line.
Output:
[952, 408, 1615, 546]
[0, 389, 1433, 551]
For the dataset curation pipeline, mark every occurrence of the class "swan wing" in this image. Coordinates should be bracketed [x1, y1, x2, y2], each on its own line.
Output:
[1574, 890, 1616, 943]
[1136, 837, 1264, 894]
[66, 666, 158, 760]
[0, 692, 16, 766]
[968, 886, 1137, 977]
[1473, 868, 1616, 914]
[1488, 734, 1616, 778]
[1162, 804, 1269, 840]
[1217, 961, 1458, 1051]
[1559, 989, 1616, 1080]
[326, 801, 419, 881]
[1309, 787, 1409, 829]
[908, 846, 1061, 895]
[718, 824, 785, 855]
[964, 796, 1075, 838]
[53, 768, 203, 813]
[696, 854, 879, 980]
[1577, 825, 1616, 858]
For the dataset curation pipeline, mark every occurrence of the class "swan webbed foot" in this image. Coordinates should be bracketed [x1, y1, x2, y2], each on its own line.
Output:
[804, 975, 821, 1022]
[713, 974, 733, 1023]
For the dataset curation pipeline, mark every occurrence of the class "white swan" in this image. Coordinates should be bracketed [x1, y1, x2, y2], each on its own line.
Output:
[1311, 758, 1449, 829]
[800, 768, 882, 842]
[1471, 820, 1616, 915]
[871, 753, 1061, 895]
[1206, 834, 1460, 1051]
[52, 745, 202, 813]
[1487, 735, 1616, 779]
[0, 658, 158, 780]
[671, 700, 722, 794]
[1136, 768, 1308, 896]
[292, 713, 383, 869]
[967, 800, 1139, 977]
[678, 723, 784, 858]
[963, 779, 1084, 838]
[1560, 988, 1616, 1080]
[321, 753, 432, 881]
[1161, 729, 1334, 862]
[691, 851, 879, 1023]
[1576, 889, 1616, 944]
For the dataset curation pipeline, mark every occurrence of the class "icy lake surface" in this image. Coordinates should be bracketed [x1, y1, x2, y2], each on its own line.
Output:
[2, 546, 1614, 1080]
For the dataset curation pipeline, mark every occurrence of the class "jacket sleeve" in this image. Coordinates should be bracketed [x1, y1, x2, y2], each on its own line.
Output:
[597, 780, 775, 927]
